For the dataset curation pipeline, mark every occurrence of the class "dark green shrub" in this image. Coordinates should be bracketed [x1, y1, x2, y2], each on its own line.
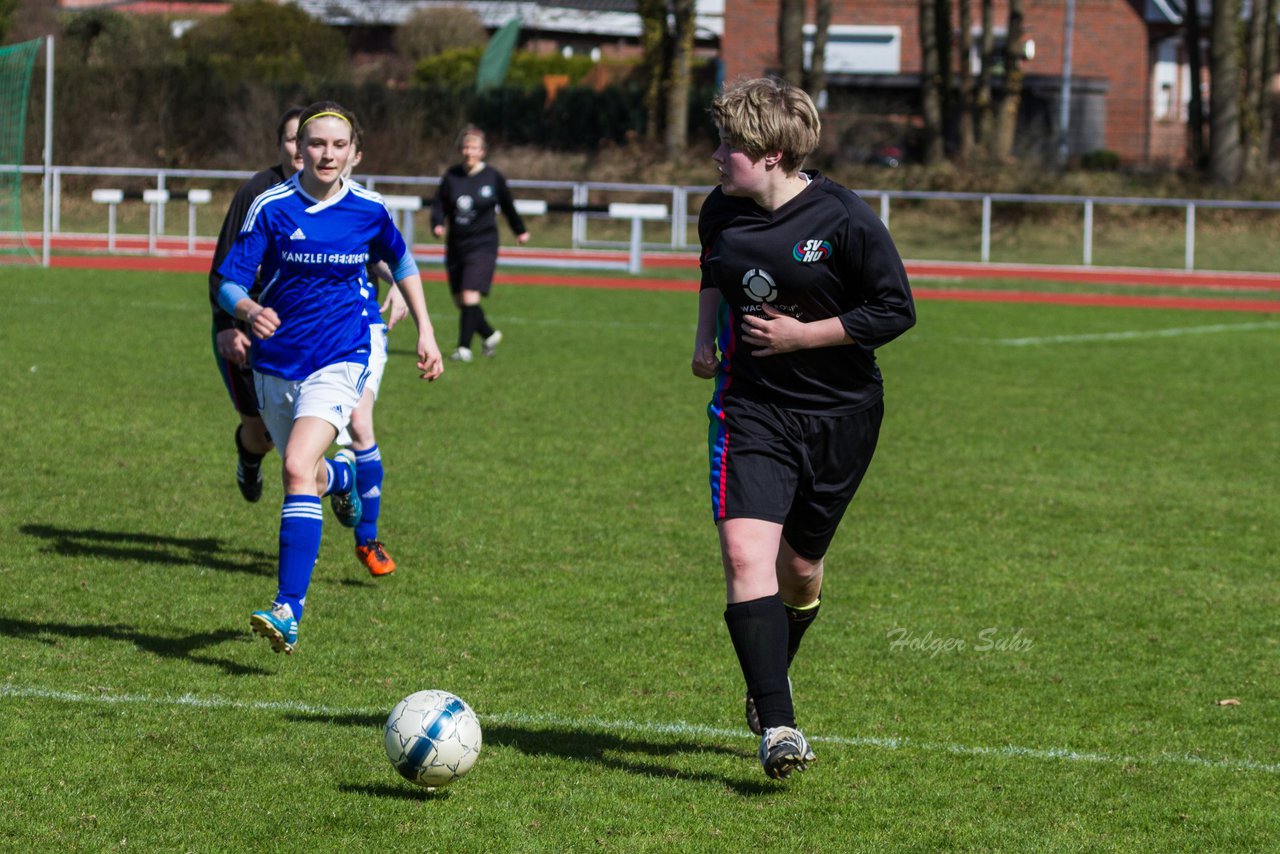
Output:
[1081, 149, 1122, 171]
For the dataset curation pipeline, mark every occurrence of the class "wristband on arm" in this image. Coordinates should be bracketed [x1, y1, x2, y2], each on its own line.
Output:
[217, 280, 251, 316]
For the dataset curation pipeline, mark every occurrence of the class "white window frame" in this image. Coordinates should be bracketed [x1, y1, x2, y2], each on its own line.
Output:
[803, 25, 902, 75]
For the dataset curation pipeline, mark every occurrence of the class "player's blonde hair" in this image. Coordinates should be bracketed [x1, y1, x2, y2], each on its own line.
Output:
[710, 77, 820, 174]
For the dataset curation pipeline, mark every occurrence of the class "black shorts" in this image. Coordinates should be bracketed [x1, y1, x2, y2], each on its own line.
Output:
[445, 249, 498, 296]
[211, 325, 259, 417]
[707, 395, 884, 559]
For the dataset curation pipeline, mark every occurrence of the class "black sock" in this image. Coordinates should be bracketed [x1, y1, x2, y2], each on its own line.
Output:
[784, 598, 821, 667]
[235, 425, 265, 465]
[474, 306, 494, 339]
[724, 594, 794, 729]
[458, 306, 479, 350]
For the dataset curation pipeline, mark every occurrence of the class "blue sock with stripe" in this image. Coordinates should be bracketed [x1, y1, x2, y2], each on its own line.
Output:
[276, 494, 323, 621]
[354, 444, 383, 545]
[322, 456, 353, 496]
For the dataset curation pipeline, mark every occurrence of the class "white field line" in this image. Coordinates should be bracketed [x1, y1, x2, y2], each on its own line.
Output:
[487, 315, 686, 331]
[994, 320, 1280, 346]
[4, 683, 1277, 776]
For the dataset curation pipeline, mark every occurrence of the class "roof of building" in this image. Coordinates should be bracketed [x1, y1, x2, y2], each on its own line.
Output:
[289, 0, 723, 39]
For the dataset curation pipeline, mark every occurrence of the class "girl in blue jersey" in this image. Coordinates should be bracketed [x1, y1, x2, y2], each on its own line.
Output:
[217, 101, 444, 654]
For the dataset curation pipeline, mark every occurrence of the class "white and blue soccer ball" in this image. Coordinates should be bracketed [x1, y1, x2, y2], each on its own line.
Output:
[383, 689, 482, 788]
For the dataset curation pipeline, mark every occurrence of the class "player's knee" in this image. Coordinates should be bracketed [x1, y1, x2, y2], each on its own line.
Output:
[348, 412, 374, 446]
[779, 552, 824, 592]
[281, 455, 321, 495]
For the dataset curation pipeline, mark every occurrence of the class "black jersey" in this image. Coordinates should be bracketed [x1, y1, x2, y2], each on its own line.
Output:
[208, 164, 287, 333]
[430, 164, 526, 256]
[699, 172, 915, 415]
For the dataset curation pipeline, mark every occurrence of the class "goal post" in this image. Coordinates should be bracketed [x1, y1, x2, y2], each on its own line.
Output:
[0, 37, 42, 261]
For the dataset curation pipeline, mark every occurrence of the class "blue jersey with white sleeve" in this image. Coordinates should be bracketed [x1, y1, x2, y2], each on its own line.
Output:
[218, 174, 411, 381]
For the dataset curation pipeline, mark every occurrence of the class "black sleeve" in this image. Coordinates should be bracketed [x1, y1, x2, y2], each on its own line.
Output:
[429, 172, 451, 230]
[837, 206, 916, 350]
[493, 171, 527, 236]
[697, 189, 726, 292]
[208, 169, 277, 333]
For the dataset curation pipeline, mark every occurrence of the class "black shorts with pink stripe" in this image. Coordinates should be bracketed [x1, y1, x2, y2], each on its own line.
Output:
[707, 395, 883, 560]
[211, 325, 259, 417]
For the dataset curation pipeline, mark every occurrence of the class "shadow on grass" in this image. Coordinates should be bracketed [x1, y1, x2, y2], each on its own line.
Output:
[20, 523, 273, 576]
[339, 782, 449, 801]
[287, 711, 775, 796]
[0, 615, 270, 677]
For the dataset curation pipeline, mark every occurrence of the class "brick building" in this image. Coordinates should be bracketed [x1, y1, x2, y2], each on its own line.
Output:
[721, 0, 1203, 166]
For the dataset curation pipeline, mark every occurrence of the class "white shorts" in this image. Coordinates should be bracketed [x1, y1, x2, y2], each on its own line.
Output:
[255, 361, 369, 455]
[335, 323, 387, 447]
[364, 323, 388, 401]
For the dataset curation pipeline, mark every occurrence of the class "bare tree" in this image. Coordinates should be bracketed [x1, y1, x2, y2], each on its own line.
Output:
[919, 0, 946, 163]
[1242, 0, 1276, 177]
[805, 0, 833, 105]
[664, 0, 697, 159]
[639, 0, 668, 145]
[1263, 0, 1278, 165]
[992, 0, 1024, 160]
[936, 0, 954, 142]
[1185, 0, 1207, 170]
[639, 0, 698, 159]
[976, 0, 996, 151]
[779, 0, 806, 86]
[1209, 0, 1243, 184]
[957, 0, 976, 159]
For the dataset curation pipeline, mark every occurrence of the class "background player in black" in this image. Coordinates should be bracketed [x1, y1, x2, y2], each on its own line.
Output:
[208, 106, 305, 501]
[692, 78, 915, 780]
[430, 126, 529, 362]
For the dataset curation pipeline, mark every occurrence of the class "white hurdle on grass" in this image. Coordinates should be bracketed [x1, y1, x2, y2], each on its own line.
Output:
[142, 189, 169, 255]
[91, 188, 124, 252]
[381, 194, 422, 246]
[185, 189, 212, 253]
[514, 199, 548, 217]
[608, 202, 668, 274]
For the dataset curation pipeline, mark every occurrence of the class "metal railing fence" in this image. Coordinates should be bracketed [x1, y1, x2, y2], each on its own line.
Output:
[16, 163, 1280, 272]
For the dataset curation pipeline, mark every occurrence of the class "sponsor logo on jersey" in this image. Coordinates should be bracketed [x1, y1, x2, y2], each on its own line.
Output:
[457, 195, 474, 212]
[741, 268, 777, 303]
[793, 238, 832, 263]
[290, 227, 307, 240]
[281, 250, 370, 265]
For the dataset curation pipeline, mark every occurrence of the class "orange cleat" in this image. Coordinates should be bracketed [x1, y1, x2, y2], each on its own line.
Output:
[356, 540, 397, 577]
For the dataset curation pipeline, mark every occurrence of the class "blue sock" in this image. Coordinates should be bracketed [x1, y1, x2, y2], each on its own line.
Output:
[276, 494, 323, 621]
[322, 456, 353, 496]
[354, 445, 383, 545]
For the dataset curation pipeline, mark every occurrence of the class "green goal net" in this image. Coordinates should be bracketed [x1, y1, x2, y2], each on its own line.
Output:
[0, 38, 41, 256]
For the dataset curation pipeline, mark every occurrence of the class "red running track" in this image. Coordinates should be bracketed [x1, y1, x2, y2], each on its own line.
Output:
[24, 241, 1280, 313]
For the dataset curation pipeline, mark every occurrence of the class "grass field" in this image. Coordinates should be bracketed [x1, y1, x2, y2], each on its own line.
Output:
[1, 264, 1278, 851]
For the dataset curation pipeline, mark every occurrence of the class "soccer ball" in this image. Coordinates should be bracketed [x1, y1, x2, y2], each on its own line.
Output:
[383, 690, 482, 788]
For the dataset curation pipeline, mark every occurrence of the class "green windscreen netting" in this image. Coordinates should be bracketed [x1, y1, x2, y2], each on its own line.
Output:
[0, 38, 41, 256]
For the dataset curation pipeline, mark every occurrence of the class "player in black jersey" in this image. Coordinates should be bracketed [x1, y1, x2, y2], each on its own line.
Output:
[692, 78, 915, 780]
[430, 126, 530, 362]
[208, 106, 305, 502]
